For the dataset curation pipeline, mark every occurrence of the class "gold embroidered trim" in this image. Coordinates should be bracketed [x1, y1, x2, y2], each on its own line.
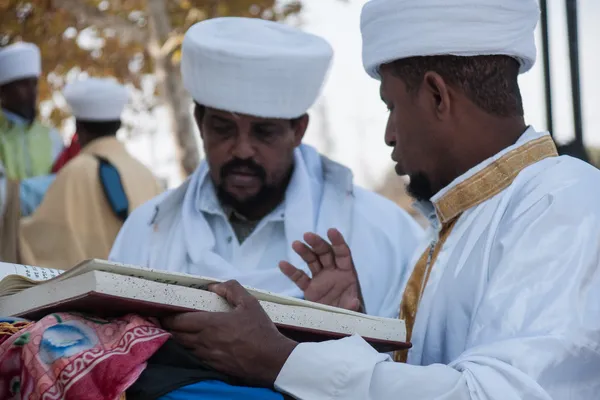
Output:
[435, 135, 558, 224]
[394, 134, 558, 363]
[394, 217, 459, 363]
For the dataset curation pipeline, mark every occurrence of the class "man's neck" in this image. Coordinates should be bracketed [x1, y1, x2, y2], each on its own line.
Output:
[437, 117, 528, 194]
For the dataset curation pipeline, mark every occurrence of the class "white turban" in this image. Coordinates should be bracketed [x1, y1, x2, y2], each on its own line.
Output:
[181, 17, 333, 119]
[0, 42, 41, 86]
[63, 78, 129, 121]
[361, 0, 540, 79]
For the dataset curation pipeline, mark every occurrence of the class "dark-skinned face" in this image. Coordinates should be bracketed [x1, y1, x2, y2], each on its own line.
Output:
[379, 65, 450, 202]
[197, 106, 308, 215]
[0, 77, 38, 122]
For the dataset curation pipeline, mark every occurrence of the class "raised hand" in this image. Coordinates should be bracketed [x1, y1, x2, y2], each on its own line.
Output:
[279, 228, 364, 312]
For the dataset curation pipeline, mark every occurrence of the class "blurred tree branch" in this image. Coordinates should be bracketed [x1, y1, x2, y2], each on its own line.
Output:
[49, 0, 147, 44]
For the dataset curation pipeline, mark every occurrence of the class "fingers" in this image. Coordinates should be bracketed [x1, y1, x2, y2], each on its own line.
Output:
[292, 240, 323, 276]
[291, 230, 351, 274]
[162, 281, 256, 331]
[340, 297, 362, 312]
[161, 311, 215, 333]
[209, 280, 255, 308]
[279, 261, 311, 291]
[303, 233, 335, 270]
[327, 228, 351, 257]
[169, 330, 207, 350]
[327, 228, 353, 271]
[169, 330, 219, 364]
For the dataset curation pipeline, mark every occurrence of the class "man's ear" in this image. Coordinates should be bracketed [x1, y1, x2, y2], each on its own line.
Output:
[292, 114, 309, 146]
[422, 71, 451, 120]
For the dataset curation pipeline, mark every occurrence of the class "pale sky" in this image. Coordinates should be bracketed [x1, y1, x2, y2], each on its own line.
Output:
[123, 0, 600, 190]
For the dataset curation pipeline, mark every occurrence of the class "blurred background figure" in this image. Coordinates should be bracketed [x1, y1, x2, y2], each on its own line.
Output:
[0, 42, 64, 262]
[0, 42, 63, 180]
[18, 77, 164, 269]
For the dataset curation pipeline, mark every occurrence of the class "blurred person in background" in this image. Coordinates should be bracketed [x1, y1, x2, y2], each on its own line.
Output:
[0, 42, 64, 262]
[0, 42, 63, 180]
[18, 77, 163, 269]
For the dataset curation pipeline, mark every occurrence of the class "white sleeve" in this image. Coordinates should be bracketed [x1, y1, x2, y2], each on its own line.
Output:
[276, 179, 600, 399]
[275, 335, 470, 399]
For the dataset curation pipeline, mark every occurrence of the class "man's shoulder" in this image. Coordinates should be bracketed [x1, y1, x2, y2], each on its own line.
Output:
[509, 155, 600, 218]
[55, 153, 98, 180]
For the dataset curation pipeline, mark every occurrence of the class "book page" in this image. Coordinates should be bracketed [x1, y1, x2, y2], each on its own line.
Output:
[0, 262, 63, 282]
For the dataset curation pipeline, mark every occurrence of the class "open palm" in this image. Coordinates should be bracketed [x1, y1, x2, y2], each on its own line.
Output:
[279, 228, 364, 312]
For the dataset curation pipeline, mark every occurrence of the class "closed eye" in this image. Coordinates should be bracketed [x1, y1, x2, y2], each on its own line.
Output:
[253, 124, 282, 141]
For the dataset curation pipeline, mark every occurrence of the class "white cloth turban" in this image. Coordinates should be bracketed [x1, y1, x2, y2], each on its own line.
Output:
[361, 0, 540, 79]
[63, 78, 129, 121]
[0, 42, 41, 86]
[181, 17, 333, 119]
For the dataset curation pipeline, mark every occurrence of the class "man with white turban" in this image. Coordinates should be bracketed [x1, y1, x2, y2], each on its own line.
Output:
[110, 17, 422, 318]
[0, 42, 64, 262]
[18, 77, 163, 269]
[155, 1, 600, 399]
[0, 42, 63, 179]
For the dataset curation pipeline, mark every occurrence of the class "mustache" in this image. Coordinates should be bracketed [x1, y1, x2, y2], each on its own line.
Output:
[220, 158, 266, 181]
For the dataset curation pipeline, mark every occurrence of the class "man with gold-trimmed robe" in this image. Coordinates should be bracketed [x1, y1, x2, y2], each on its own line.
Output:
[155, 1, 600, 399]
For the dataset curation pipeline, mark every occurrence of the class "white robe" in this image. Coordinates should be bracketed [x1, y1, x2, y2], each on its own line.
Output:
[274, 128, 600, 399]
[109, 144, 423, 318]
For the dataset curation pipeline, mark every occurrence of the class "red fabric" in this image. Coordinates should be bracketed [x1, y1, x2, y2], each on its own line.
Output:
[0, 313, 170, 400]
[51, 134, 82, 173]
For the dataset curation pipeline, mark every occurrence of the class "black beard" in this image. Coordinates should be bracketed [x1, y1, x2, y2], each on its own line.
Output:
[217, 158, 274, 218]
[216, 184, 281, 218]
[406, 172, 436, 202]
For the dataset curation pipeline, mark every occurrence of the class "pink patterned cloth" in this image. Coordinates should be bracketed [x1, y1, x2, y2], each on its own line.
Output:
[0, 313, 170, 400]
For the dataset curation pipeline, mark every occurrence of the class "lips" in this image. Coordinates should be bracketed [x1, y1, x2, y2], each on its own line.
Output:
[229, 167, 256, 176]
[226, 170, 260, 187]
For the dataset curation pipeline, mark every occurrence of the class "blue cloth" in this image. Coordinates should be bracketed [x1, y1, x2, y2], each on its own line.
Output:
[158, 380, 284, 400]
[20, 174, 56, 216]
[0, 317, 29, 323]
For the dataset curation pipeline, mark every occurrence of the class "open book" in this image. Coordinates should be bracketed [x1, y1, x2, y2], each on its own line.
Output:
[0, 260, 409, 352]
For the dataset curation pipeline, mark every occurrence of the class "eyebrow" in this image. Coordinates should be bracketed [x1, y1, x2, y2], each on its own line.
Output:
[253, 121, 280, 129]
[210, 115, 235, 124]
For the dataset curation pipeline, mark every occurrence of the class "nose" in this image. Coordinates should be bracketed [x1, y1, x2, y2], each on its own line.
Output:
[384, 115, 396, 148]
[231, 133, 256, 159]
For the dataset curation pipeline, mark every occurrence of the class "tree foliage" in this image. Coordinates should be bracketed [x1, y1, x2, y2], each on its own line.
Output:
[0, 0, 303, 128]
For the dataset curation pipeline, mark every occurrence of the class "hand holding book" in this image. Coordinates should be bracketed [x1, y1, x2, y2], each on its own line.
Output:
[279, 228, 365, 312]
[162, 280, 298, 387]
